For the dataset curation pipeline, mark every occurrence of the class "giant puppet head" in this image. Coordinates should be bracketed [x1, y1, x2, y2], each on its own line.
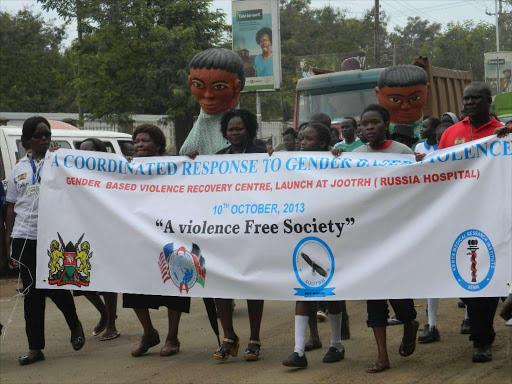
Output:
[375, 65, 429, 125]
[188, 48, 245, 115]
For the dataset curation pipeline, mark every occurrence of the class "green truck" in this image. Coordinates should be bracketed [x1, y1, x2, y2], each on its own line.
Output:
[294, 57, 473, 132]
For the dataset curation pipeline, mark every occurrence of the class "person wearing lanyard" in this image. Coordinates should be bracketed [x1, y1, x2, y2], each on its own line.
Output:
[5, 116, 85, 365]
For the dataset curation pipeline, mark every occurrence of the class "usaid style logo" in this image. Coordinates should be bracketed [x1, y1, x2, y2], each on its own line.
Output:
[450, 229, 495, 292]
[158, 243, 206, 294]
[292, 237, 336, 297]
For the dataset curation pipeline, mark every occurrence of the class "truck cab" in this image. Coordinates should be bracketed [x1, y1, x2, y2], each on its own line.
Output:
[294, 68, 383, 131]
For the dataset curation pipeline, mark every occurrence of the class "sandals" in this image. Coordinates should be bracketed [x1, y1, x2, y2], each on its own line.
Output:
[160, 340, 180, 357]
[399, 320, 419, 357]
[244, 340, 261, 361]
[100, 331, 121, 341]
[365, 362, 391, 373]
[71, 321, 86, 351]
[213, 336, 240, 361]
[92, 319, 107, 337]
[131, 329, 160, 357]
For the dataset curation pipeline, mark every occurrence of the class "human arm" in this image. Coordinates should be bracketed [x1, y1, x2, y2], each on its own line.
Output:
[331, 147, 345, 158]
[494, 125, 511, 138]
[186, 149, 200, 160]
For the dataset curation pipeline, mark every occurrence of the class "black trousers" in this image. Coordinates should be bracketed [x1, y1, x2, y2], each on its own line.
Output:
[461, 297, 499, 347]
[12, 238, 79, 350]
[366, 299, 416, 328]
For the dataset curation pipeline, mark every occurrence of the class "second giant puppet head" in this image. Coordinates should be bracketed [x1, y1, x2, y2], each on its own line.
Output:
[375, 65, 429, 126]
[188, 48, 245, 115]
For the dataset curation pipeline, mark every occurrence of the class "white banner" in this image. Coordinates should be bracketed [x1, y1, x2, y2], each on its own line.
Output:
[37, 136, 512, 300]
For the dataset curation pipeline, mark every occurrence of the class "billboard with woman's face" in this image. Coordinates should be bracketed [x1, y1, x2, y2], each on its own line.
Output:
[232, 0, 281, 91]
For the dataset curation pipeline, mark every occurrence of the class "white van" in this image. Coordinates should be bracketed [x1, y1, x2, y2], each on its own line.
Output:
[0, 126, 133, 188]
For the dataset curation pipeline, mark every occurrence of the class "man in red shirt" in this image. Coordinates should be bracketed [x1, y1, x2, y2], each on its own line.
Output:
[439, 81, 510, 363]
[439, 82, 510, 149]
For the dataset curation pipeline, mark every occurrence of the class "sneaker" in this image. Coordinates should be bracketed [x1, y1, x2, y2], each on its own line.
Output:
[387, 316, 402, 326]
[322, 346, 345, 363]
[282, 352, 308, 368]
[418, 324, 440, 343]
[317, 310, 327, 322]
[457, 301, 466, 308]
[472, 345, 492, 363]
[505, 318, 512, 326]
[460, 319, 471, 334]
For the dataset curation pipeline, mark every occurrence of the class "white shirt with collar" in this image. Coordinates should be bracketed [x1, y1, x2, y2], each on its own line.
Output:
[6, 156, 44, 240]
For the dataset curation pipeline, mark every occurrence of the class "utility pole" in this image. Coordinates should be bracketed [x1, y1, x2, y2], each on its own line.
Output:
[486, 0, 501, 94]
[374, 0, 380, 67]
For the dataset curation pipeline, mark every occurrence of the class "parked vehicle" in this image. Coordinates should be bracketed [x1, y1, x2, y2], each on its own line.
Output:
[0, 126, 133, 188]
[494, 92, 512, 125]
[294, 56, 473, 132]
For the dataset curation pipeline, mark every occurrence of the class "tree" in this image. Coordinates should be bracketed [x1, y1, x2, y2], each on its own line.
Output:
[432, 21, 496, 80]
[390, 17, 441, 65]
[0, 10, 67, 112]
[39, 0, 225, 127]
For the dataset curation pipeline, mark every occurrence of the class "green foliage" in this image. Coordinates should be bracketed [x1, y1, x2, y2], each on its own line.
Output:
[390, 17, 441, 65]
[432, 21, 496, 80]
[0, 10, 67, 111]
[37, 0, 225, 123]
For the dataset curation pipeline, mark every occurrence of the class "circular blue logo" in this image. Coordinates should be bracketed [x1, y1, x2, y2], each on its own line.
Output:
[293, 237, 335, 292]
[169, 247, 197, 291]
[450, 229, 495, 292]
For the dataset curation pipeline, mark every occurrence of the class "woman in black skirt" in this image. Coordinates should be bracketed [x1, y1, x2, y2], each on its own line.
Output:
[123, 124, 190, 357]
[74, 138, 120, 341]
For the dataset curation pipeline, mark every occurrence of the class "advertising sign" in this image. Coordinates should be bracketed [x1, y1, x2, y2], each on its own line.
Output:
[232, 0, 281, 91]
[484, 51, 512, 95]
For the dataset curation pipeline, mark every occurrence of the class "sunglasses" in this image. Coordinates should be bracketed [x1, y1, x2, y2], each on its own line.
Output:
[32, 132, 52, 139]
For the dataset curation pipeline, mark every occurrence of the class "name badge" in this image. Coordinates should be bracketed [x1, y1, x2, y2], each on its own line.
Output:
[27, 184, 40, 196]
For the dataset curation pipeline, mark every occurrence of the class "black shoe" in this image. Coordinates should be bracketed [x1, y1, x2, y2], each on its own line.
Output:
[418, 325, 440, 343]
[457, 301, 466, 308]
[322, 346, 345, 363]
[282, 352, 308, 368]
[19, 351, 45, 366]
[460, 319, 471, 335]
[71, 321, 86, 351]
[472, 345, 492, 363]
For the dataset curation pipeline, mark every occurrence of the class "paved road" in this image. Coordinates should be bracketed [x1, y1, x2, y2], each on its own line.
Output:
[1, 278, 511, 384]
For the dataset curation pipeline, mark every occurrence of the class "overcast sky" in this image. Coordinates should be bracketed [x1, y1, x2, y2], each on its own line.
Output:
[1, 0, 501, 46]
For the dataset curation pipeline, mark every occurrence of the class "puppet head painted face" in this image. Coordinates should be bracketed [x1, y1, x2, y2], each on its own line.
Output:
[375, 65, 429, 125]
[188, 48, 245, 115]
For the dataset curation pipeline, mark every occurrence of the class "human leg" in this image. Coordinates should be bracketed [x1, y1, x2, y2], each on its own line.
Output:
[13, 239, 46, 364]
[83, 294, 107, 336]
[366, 300, 391, 372]
[389, 299, 419, 357]
[305, 302, 321, 351]
[160, 309, 182, 356]
[340, 300, 350, 340]
[214, 298, 239, 361]
[462, 297, 499, 362]
[131, 308, 160, 357]
[323, 301, 344, 363]
[282, 301, 309, 368]
[419, 298, 440, 343]
[244, 300, 264, 361]
[100, 293, 120, 340]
